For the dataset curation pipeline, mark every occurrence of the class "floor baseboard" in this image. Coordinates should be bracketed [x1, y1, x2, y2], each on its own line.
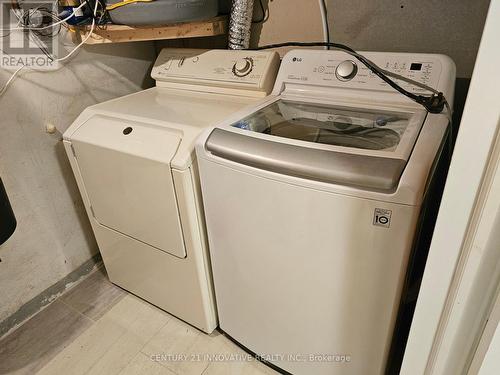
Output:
[0, 253, 102, 339]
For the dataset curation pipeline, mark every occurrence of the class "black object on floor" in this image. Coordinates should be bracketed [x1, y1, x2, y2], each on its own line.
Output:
[0, 178, 16, 246]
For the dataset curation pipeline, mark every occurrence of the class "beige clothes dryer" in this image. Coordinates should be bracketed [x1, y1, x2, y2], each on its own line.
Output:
[63, 48, 280, 333]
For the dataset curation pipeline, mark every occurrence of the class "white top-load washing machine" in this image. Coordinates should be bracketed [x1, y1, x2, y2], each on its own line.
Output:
[196, 50, 455, 373]
[63, 48, 280, 333]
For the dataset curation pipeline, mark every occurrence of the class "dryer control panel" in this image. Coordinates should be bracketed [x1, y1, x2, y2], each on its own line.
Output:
[274, 50, 456, 99]
[152, 48, 280, 96]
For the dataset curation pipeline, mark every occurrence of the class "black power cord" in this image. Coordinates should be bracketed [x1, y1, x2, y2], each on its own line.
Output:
[252, 0, 268, 23]
[253, 41, 447, 114]
[320, 0, 330, 49]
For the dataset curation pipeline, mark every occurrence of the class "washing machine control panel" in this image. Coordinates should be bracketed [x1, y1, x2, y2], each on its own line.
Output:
[232, 57, 254, 77]
[335, 60, 358, 81]
[275, 50, 454, 96]
[329, 57, 439, 90]
[152, 48, 280, 94]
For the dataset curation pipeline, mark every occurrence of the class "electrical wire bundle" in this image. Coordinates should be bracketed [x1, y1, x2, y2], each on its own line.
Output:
[59, 0, 108, 26]
[22, 8, 61, 59]
[0, 0, 104, 95]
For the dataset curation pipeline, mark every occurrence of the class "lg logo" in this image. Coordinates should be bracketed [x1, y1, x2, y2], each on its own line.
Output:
[292, 57, 303, 62]
[373, 208, 392, 228]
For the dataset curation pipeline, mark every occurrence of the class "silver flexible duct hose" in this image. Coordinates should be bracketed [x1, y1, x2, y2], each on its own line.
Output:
[228, 0, 254, 49]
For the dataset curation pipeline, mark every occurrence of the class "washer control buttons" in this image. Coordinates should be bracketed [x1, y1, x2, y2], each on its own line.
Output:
[335, 60, 358, 81]
[232, 57, 254, 77]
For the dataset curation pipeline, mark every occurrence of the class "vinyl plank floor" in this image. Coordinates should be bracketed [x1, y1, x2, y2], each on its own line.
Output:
[0, 300, 93, 375]
[119, 353, 176, 375]
[201, 336, 279, 375]
[2, 267, 280, 375]
[36, 294, 170, 375]
[60, 267, 126, 321]
[142, 316, 225, 375]
[202, 360, 279, 375]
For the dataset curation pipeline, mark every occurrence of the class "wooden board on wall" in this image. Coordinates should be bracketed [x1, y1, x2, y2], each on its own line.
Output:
[73, 16, 227, 45]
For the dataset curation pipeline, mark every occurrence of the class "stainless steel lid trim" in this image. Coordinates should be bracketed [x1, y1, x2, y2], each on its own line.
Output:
[206, 129, 407, 191]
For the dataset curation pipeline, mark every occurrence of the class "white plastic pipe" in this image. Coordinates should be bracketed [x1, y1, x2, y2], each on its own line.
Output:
[318, 0, 330, 48]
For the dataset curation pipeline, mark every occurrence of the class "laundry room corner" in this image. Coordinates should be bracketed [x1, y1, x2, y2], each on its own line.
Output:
[0, 41, 156, 337]
[0, 1, 498, 374]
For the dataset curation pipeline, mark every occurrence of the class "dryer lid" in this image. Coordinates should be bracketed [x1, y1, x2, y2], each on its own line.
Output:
[71, 114, 181, 163]
[71, 115, 186, 258]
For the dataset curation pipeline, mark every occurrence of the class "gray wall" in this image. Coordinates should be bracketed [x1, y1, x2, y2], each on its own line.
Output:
[327, 0, 490, 78]
[248, 0, 490, 79]
[0, 42, 155, 330]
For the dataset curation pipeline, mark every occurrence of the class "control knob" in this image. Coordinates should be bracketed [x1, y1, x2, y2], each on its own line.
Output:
[232, 57, 253, 77]
[335, 60, 358, 81]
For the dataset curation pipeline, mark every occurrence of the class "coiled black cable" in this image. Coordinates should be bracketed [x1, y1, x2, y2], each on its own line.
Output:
[252, 41, 447, 114]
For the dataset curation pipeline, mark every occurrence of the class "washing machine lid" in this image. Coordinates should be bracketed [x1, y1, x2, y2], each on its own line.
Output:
[71, 115, 187, 258]
[232, 99, 421, 154]
[206, 99, 426, 191]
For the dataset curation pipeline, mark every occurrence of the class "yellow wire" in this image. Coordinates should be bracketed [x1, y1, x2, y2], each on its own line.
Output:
[106, 0, 154, 11]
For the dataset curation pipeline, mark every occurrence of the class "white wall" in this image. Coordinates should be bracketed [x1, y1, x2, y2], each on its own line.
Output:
[478, 321, 500, 375]
[0, 42, 155, 326]
[250, 0, 325, 54]
[400, 1, 500, 373]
